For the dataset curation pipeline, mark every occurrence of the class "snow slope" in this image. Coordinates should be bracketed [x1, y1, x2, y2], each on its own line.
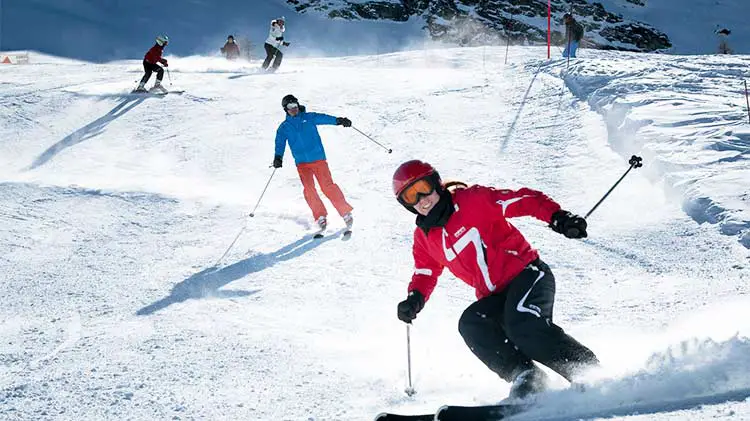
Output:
[559, 52, 750, 248]
[1, 48, 750, 420]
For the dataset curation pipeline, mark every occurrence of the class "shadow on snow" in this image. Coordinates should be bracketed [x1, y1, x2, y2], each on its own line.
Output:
[136, 230, 345, 315]
[29, 96, 147, 169]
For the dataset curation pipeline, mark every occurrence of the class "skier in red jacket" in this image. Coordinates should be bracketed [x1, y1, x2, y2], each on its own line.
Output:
[393, 160, 599, 400]
[134, 35, 169, 93]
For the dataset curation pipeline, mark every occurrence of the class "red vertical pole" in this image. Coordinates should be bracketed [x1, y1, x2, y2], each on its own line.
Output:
[547, 0, 551, 59]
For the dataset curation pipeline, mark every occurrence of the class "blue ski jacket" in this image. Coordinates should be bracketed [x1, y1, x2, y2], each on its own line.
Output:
[274, 110, 338, 165]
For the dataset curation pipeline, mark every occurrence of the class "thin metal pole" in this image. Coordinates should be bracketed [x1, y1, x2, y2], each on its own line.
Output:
[351, 126, 393, 153]
[566, 26, 572, 69]
[744, 80, 750, 124]
[584, 155, 643, 219]
[248, 168, 277, 217]
[505, 13, 513, 65]
[212, 226, 246, 269]
[547, 0, 551, 59]
[211, 168, 277, 269]
[405, 324, 416, 396]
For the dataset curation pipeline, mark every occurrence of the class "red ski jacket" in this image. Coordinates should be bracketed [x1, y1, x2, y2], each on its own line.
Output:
[408, 185, 561, 301]
[144, 44, 167, 65]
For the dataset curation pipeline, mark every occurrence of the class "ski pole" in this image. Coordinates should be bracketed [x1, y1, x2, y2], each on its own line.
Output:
[405, 323, 416, 397]
[744, 80, 750, 124]
[249, 168, 277, 217]
[166, 67, 172, 85]
[504, 14, 513, 65]
[584, 155, 643, 219]
[211, 168, 277, 269]
[212, 225, 246, 269]
[351, 126, 393, 153]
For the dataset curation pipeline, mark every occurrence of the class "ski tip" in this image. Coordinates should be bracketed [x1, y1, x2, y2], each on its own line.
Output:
[341, 230, 352, 240]
[373, 413, 388, 421]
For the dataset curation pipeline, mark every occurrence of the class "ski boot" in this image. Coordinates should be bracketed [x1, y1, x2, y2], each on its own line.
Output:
[313, 216, 327, 239]
[149, 80, 167, 94]
[132, 81, 147, 93]
[342, 212, 353, 231]
[508, 366, 549, 401]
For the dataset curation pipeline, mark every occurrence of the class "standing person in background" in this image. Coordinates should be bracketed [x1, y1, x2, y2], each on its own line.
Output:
[716, 28, 732, 54]
[221, 35, 241, 60]
[272, 94, 354, 234]
[134, 35, 169, 93]
[562, 13, 584, 58]
[262, 17, 290, 72]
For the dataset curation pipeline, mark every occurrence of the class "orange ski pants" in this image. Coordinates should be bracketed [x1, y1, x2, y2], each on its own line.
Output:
[296, 160, 353, 221]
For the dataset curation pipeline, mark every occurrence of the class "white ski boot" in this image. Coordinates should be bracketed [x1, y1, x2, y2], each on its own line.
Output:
[149, 80, 168, 94]
[313, 216, 327, 239]
[342, 212, 353, 231]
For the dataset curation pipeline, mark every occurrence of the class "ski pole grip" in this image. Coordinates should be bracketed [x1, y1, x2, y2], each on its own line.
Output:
[629, 155, 643, 168]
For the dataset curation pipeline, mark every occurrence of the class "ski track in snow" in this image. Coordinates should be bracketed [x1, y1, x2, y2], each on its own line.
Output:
[1, 48, 749, 420]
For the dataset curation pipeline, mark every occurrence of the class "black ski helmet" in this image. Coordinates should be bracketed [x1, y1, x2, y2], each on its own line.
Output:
[281, 94, 299, 111]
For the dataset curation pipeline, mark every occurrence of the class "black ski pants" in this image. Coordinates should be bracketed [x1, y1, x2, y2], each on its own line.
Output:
[140, 60, 164, 84]
[262, 43, 283, 71]
[458, 258, 598, 382]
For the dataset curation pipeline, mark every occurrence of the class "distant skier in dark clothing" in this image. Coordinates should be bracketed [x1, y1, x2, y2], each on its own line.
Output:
[262, 17, 290, 72]
[221, 35, 241, 60]
[716, 28, 732, 54]
[135, 35, 169, 93]
[563, 14, 584, 58]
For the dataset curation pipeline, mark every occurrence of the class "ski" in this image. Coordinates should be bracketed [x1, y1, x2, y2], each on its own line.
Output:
[374, 412, 433, 421]
[130, 89, 184, 96]
[435, 403, 528, 421]
[375, 403, 527, 421]
[342, 229, 352, 240]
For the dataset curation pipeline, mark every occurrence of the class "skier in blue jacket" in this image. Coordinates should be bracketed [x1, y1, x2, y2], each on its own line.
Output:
[273, 94, 354, 232]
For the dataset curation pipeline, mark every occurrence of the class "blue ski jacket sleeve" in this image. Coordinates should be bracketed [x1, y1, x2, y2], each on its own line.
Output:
[274, 111, 338, 165]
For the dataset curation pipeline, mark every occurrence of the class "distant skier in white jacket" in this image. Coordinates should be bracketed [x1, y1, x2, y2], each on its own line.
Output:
[262, 17, 290, 72]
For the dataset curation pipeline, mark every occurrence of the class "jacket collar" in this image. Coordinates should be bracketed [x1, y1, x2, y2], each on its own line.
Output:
[415, 189, 454, 235]
[285, 105, 307, 121]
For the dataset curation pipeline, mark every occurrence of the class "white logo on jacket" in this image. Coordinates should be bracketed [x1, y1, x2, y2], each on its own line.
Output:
[495, 195, 532, 215]
[442, 227, 495, 293]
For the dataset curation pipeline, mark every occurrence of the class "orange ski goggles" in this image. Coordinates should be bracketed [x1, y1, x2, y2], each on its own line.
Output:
[399, 178, 436, 206]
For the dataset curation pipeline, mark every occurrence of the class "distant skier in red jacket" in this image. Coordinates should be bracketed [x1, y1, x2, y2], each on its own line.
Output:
[392, 160, 599, 400]
[134, 35, 169, 93]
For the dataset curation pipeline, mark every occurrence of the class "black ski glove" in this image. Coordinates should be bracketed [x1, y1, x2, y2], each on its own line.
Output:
[550, 210, 587, 239]
[276, 36, 284, 41]
[397, 290, 425, 324]
[336, 117, 352, 127]
[272, 155, 283, 168]
[282, 42, 290, 47]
